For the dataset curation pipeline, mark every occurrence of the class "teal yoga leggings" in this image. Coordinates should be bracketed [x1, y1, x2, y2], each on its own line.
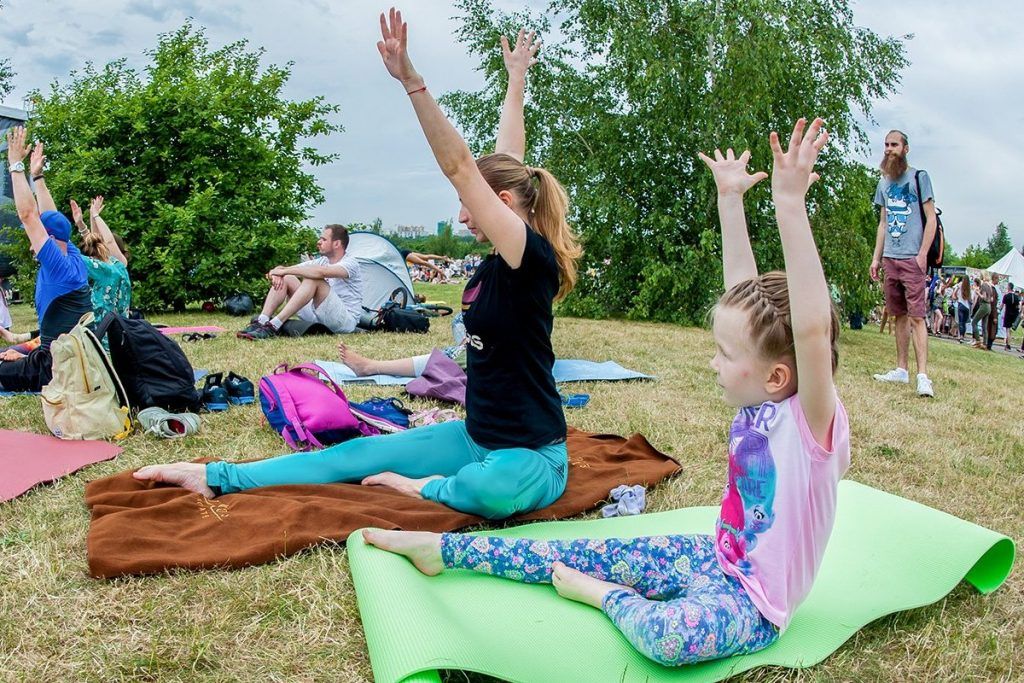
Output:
[205, 421, 568, 520]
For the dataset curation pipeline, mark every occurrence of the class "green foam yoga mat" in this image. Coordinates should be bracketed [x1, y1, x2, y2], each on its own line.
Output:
[347, 480, 1014, 683]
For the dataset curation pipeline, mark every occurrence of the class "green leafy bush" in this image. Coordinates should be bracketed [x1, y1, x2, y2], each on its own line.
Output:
[25, 22, 339, 311]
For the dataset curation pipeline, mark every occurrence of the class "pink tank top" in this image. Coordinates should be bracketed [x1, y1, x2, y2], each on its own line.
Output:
[714, 393, 851, 631]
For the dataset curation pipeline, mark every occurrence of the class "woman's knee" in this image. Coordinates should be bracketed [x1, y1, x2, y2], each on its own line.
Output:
[455, 475, 521, 519]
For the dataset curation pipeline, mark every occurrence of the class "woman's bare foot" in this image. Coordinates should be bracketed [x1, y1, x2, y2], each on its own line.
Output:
[133, 462, 215, 498]
[551, 562, 624, 609]
[337, 342, 378, 376]
[1, 349, 25, 361]
[362, 529, 444, 575]
[361, 472, 442, 498]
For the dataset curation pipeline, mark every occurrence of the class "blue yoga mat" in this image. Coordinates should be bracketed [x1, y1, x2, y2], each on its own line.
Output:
[318, 359, 653, 387]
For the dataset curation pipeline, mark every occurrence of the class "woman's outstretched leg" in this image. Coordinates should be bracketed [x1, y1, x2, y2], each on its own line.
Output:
[136, 421, 479, 495]
[337, 341, 422, 377]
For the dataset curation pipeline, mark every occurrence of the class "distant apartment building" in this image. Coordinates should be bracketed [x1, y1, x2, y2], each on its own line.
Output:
[0, 105, 30, 204]
[393, 224, 428, 238]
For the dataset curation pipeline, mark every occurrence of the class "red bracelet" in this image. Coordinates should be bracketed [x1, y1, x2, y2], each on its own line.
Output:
[406, 85, 427, 96]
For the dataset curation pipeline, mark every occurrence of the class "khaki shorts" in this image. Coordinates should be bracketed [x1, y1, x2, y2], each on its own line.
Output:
[882, 257, 928, 318]
[298, 292, 358, 334]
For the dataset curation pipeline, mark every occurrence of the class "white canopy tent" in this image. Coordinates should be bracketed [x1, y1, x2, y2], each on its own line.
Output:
[987, 249, 1024, 288]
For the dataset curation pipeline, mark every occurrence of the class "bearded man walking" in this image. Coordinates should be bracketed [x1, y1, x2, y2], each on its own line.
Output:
[869, 130, 938, 397]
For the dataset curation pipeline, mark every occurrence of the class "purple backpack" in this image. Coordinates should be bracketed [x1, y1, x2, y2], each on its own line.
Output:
[259, 362, 377, 451]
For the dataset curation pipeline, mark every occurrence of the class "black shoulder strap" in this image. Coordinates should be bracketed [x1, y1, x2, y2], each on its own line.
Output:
[914, 170, 925, 218]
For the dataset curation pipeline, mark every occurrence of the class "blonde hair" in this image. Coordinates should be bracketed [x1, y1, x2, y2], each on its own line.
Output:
[717, 271, 840, 375]
[80, 231, 110, 262]
[475, 153, 582, 301]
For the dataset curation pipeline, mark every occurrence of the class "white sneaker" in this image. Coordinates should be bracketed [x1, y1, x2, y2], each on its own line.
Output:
[873, 367, 909, 384]
[917, 373, 934, 397]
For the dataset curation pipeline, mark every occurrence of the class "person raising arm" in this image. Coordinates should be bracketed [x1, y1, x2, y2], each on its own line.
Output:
[135, 11, 581, 523]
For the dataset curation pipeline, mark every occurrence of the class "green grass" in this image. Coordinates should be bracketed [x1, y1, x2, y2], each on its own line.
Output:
[1, 283, 1021, 682]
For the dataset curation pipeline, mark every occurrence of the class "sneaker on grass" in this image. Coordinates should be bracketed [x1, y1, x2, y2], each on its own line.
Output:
[240, 322, 279, 340]
[917, 373, 934, 397]
[873, 367, 909, 383]
[238, 319, 263, 336]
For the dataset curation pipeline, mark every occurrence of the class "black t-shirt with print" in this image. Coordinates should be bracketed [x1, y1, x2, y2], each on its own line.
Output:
[461, 226, 566, 450]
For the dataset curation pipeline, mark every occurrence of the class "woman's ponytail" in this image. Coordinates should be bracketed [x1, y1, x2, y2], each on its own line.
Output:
[529, 167, 581, 301]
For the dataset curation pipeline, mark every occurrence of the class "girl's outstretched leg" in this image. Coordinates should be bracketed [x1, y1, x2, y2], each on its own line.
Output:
[362, 529, 444, 575]
[440, 533, 716, 599]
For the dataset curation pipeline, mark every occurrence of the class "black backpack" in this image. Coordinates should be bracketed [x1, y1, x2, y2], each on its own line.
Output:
[359, 288, 430, 334]
[915, 171, 945, 269]
[94, 313, 202, 412]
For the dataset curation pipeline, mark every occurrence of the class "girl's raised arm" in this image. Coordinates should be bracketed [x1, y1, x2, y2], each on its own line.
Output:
[698, 148, 766, 290]
[769, 118, 836, 446]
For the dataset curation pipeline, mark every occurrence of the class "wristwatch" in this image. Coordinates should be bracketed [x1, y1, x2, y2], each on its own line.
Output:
[9, 161, 25, 173]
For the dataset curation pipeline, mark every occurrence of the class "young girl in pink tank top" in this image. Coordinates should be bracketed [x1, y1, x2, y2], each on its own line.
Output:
[364, 119, 850, 666]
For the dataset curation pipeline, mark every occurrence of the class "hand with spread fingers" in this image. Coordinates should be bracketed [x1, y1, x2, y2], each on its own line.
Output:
[377, 7, 422, 89]
[501, 28, 540, 81]
[6, 127, 29, 165]
[769, 117, 828, 200]
[697, 148, 767, 197]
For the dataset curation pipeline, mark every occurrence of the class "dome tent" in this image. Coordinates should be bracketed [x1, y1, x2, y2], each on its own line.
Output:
[346, 232, 416, 311]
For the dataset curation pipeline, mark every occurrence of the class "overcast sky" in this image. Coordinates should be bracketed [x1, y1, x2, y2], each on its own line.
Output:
[2, 0, 1021, 252]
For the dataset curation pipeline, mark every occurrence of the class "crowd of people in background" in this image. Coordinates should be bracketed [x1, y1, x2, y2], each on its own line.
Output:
[407, 253, 481, 284]
[919, 272, 1021, 353]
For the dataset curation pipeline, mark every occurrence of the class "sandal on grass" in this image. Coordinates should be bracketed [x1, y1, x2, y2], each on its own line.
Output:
[182, 332, 218, 342]
[409, 407, 461, 428]
[138, 406, 201, 438]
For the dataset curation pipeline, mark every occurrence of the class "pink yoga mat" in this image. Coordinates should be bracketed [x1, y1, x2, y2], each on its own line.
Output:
[0, 430, 122, 502]
[157, 326, 226, 335]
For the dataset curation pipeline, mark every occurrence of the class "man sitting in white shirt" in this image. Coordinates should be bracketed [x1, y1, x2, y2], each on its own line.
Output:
[239, 224, 363, 339]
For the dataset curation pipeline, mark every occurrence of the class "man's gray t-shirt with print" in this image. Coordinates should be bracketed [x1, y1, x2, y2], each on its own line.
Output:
[874, 167, 934, 259]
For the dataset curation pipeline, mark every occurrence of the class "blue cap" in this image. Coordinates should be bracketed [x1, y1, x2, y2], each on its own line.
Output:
[40, 211, 72, 242]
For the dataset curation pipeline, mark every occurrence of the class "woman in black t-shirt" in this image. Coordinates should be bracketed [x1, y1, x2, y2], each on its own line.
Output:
[135, 15, 582, 520]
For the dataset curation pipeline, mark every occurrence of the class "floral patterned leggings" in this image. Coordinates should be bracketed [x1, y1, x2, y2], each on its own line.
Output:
[440, 532, 779, 666]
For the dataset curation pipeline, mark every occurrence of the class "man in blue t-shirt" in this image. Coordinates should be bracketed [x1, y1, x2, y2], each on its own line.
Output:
[869, 130, 938, 398]
[0, 129, 90, 392]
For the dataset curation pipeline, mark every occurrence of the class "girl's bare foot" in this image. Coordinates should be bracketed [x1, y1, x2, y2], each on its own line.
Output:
[337, 342, 377, 376]
[551, 562, 624, 609]
[361, 472, 442, 498]
[362, 529, 444, 576]
[133, 462, 215, 498]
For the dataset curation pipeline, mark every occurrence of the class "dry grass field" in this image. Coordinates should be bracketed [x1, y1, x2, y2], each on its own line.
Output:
[1, 282, 1021, 682]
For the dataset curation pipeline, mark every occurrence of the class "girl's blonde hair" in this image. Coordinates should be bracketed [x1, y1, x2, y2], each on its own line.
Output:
[717, 271, 841, 375]
[475, 153, 582, 301]
[79, 231, 110, 262]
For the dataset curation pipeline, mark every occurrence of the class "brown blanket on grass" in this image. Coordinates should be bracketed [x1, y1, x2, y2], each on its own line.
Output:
[85, 428, 680, 578]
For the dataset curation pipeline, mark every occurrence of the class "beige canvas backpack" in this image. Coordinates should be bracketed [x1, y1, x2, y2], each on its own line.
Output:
[41, 313, 132, 440]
